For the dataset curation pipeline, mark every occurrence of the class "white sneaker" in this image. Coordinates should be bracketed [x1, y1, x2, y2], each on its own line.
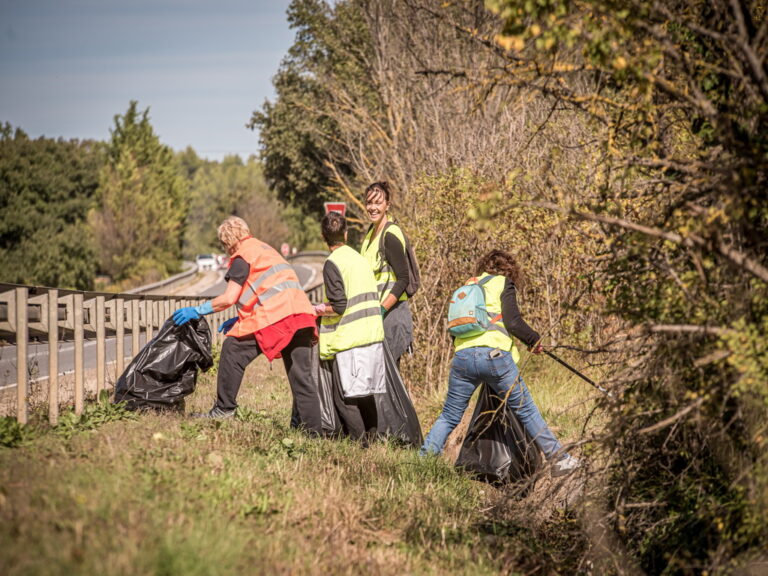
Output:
[551, 454, 580, 477]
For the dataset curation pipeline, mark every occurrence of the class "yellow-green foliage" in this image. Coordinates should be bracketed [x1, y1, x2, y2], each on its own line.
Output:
[402, 167, 606, 391]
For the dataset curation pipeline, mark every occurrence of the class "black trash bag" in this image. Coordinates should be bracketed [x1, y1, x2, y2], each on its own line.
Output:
[318, 357, 341, 435]
[374, 340, 423, 447]
[114, 316, 213, 411]
[290, 343, 341, 436]
[455, 383, 542, 483]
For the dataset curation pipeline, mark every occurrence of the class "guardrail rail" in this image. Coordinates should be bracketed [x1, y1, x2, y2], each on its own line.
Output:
[0, 250, 327, 424]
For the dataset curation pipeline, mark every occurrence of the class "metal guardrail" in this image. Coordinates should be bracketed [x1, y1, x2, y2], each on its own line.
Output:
[0, 283, 221, 424]
[0, 251, 328, 424]
[125, 261, 198, 295]
[288, 251, 327, 305]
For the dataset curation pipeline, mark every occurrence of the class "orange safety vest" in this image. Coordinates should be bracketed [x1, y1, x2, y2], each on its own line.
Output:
[226, 237, 314, 338]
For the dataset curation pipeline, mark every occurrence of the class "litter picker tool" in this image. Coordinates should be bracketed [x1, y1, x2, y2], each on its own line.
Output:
[543, 350, 612, 397]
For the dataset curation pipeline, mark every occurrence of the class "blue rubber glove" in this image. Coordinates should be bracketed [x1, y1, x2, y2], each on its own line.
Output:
[218, 317, 238, 334]
[380, 305, 388, 317]
[173, 301, 214, 326]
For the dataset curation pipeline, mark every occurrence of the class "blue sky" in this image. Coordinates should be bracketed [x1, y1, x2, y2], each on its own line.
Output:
[0, 0, 295, 160]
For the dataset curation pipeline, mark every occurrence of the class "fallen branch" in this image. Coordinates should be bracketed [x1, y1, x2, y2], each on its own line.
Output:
[638, 397, 705, 435]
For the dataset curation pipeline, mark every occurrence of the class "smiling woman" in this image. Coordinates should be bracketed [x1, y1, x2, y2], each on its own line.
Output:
[359, 181, 415, 366]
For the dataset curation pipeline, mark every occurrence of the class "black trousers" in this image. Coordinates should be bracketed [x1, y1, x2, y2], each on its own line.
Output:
[330, 360, 378, 441]
[216, 327, 322, 434]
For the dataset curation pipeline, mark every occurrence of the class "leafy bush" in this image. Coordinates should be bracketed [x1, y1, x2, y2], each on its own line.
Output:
[54, 390, 137, 440]
[0, 416, 27, 448]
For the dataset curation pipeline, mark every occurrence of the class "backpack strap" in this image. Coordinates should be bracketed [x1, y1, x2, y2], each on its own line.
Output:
[477, 275, 508, 333]
[377, 221, 395, 259]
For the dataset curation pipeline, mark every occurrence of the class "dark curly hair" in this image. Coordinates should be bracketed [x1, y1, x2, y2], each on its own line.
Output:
[364, 181, 392, 203]
[475, 249, 523, 287]
[321, 211, 346, 246]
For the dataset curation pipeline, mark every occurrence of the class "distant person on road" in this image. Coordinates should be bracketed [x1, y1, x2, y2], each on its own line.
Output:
[314, 211, 385, 441]
[173, 216, 323, 433]
[420, 249, 580, 477]
[359, 181, 414, 365]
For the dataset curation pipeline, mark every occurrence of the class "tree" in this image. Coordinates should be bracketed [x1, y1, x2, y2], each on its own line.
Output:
[183, 154, 293, 255]
[90, 102, 188, 287]
[250, 0, 373, 217]
[480, 0, 768, 571]
[252, 0, 768, 570]
[0, 123, 103, 290]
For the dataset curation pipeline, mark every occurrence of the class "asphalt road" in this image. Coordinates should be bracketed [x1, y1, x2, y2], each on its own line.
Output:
[197, 261, 318, 298]
[0, 261, 321, 389]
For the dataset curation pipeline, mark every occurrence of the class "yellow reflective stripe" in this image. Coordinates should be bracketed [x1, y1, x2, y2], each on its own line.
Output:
[251, 280, 304, 308]
[319, 306, 380, 333]
[237, 263, 294, 306]
[347, 291, 379, 307]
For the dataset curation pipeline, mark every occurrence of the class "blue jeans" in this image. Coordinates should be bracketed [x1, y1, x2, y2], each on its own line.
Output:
[421, 347, 563, 459]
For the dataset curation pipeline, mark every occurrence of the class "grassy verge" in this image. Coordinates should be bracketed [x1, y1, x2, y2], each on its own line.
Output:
[0, 352, 600, 575]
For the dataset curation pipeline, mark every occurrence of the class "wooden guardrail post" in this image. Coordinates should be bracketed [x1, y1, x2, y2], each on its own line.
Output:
[74, 293, 84, 415]
[96, 295, 105, 396]
[146, 298, 154, 342]
[15, 287, 28, 424]
[115, 297, 125, 381]
[48, 289, 59, 425]
[131, 298, 140, 359]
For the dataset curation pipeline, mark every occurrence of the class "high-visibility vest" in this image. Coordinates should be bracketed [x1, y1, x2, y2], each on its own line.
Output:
[319, 245, 385, 360]
[453, 273, 521, 363]
[227, 237, 314, 338]
[360, 222, 408, 303]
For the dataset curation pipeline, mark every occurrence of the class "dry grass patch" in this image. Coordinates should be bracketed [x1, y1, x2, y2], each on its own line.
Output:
[0, 353, 602, 575]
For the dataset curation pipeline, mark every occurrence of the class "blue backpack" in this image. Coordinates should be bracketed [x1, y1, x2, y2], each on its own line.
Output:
[447, 276, 498, 337]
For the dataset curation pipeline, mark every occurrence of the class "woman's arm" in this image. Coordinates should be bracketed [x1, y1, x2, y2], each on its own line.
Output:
[211, 280, 242, 312]
[381, 231, 410, 310]
[500, 278, 541, 348]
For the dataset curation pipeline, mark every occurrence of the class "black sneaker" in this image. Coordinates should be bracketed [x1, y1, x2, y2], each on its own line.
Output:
[191, 406, 235, 419]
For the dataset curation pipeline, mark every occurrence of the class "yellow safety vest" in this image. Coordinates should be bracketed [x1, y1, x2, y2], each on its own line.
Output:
[360, 222, 409, 303]
[320, 245, 385, 360]
[453, 273, 521, 363]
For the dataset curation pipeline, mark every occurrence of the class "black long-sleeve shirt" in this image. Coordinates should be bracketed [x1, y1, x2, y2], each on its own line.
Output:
[500, 278, 541, 348]
[381, 231, 410, 300]
[322, 259, 347, 315]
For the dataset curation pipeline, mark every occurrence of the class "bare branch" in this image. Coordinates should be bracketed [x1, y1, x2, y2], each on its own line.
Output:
[528, 201, 768, 284]
[638, 397, 705, 435]
[647, 324, 734, 337]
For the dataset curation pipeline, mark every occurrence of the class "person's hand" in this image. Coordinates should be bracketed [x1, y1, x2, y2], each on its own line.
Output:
[313, 303, 327, 316]
[218, 317, 238, 334]
[531, 343, 543, 355]
[380, 305, 388, 317]
[173, 307, 200, 326]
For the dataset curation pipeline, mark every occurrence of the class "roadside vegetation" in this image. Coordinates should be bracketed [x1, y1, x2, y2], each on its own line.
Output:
[251, 1, 768, 573]
[1, 106, 301, 293]
[1, 0, 766, 573]
[0, 356, 598, 575]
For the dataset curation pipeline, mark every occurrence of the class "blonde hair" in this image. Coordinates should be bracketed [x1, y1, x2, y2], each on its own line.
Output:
[218, 216, 251, 253]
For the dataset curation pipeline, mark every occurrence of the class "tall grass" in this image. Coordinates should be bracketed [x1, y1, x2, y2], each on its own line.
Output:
[0, 353, 599, 575]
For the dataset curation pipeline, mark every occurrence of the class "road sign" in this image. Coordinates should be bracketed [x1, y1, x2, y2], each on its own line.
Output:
[324, 202, 346, 216]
